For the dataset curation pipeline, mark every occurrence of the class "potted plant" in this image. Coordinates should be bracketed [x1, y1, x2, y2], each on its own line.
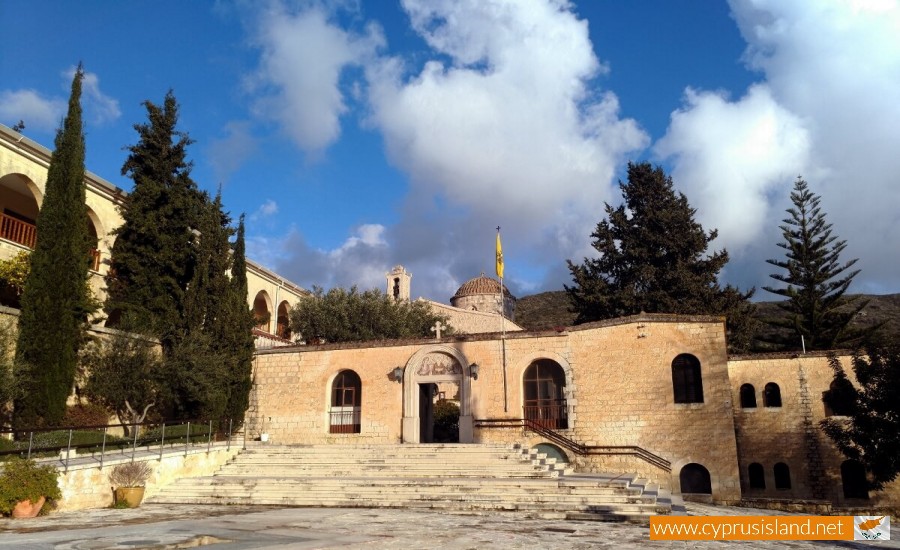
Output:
[108, 461, 153, 508]
[0, 457, 62, 518]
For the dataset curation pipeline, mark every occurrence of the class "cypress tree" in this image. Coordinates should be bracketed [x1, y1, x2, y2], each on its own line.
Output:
[14, 66, 93, 428]
[105, 91, 202, 352]
[165, 191, 233, 421]
[566, 162, 756, 351]
[762, 178, 867, 350]
[220, 215, 256, 425]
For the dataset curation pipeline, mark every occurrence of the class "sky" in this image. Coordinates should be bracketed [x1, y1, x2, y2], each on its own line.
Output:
[2, 0, 899, 302]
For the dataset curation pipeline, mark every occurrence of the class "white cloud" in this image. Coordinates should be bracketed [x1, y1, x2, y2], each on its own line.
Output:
[63, 67, 121, 125]
[256, 224, 392, 292]
[208, 121, 259, 183]
[656, 0, 900, 292]
[0, 68, 119, 132]
[655, 85, 810, 253]
[251, 3, 383, 155]
[249, 199, 279, 223]
[0, 89, 65, 132]
[365, 0, 648, 290]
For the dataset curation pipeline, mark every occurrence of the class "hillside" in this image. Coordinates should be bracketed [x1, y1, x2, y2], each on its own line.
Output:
[515, 291, 900, 344]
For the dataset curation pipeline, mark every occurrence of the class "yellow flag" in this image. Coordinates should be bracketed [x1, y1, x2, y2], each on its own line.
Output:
[495, 230, 504, 279]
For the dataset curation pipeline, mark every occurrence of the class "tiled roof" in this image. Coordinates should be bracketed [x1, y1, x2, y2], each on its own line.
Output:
[452, 274, 514, 299]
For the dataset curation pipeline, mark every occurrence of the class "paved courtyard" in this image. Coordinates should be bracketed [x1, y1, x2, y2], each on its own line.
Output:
[0, 504, 896, 549]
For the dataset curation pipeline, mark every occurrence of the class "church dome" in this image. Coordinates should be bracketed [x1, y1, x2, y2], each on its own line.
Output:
[452, 274, 514, 300]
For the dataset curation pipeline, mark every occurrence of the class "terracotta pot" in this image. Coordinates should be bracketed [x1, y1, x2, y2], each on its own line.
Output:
[11, 496, 46, 518]
[114, 487, 145, 508]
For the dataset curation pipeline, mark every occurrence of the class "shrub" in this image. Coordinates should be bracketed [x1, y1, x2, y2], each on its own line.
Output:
[0, 457, 61, 516]
[108, 461, 152, 488]
[62, 403, 111, 427]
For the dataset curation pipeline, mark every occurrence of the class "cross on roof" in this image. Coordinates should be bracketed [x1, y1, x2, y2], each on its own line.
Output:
[430, 321, 447, 340]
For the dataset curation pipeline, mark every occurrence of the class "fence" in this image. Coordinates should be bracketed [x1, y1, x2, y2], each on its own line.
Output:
[0, 418, 239, 472]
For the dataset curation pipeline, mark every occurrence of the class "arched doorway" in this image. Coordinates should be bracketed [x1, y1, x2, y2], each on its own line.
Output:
[680, 463, 712, 495]
[523, 359, 568, 429]
[276, 300, 291, 339]
[401, 346, 474, 443]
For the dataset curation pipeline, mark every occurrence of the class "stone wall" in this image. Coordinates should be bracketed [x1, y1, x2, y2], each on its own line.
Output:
[54, 446, 238, 511]
[424, 300, 523, 335]
[250, 314, 743, 503]
[728, 352, 900, 508]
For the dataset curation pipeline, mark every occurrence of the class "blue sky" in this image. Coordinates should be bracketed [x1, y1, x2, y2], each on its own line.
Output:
[2, 1, 899, 301]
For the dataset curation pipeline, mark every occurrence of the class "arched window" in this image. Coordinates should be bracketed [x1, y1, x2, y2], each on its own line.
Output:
[748, 463, 765, 489]
[774, 462, 791, 489]
[740, 384, 757, 408]
[329, 370, 361, 434]
[672, 354, 703, 404]
[523, 360, 568, 429]
[680, 463, 712, 494]
[841, 460, 869, 500]
[764, 383, 782, 408]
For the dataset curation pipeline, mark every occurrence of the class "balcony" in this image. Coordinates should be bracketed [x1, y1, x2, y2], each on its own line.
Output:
[0, 212, 101, 271]
[0, 212, 37, 249]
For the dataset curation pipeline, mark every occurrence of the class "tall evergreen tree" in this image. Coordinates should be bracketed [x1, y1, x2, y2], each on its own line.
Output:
[220, 215, 256, 425]
[566, 162, 755, 350]
[762, 178, 866, 350]
[105, 91, 203, 351]
[14, 66, 93, 428]
[162, 190, 235, 421]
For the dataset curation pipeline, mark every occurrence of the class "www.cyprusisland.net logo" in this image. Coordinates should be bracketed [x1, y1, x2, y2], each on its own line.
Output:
[854, 516, 890, 540]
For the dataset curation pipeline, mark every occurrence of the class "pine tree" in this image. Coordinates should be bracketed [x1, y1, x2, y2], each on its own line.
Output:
[105, 91, 203, 351]
[566, 162, 755, 350]
[762, 178, 866, 350]
[14, 66, 93, 428]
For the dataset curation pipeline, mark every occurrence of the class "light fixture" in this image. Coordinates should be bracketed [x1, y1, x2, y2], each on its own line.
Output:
[391, 366, 405, 382]
[469, 363, 480, 380]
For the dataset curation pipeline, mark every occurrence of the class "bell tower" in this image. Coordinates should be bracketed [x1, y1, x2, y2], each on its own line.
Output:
[386, 265, 412, 301]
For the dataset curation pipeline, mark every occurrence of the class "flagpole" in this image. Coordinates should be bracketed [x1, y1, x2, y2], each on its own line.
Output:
[497, 226, 508, 412]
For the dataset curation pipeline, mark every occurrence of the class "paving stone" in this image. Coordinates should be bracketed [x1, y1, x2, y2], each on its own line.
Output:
[1, 504, 897, 549]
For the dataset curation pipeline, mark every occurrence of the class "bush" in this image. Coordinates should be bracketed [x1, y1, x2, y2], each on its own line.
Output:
[108, 461, 152, 488]
[0, 457, 61, 516]
[62, 403, 111, 427]
[433, 399, 460, 443]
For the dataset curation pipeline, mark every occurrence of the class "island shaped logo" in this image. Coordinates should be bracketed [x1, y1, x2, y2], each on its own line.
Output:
[854, 516, 890, 540]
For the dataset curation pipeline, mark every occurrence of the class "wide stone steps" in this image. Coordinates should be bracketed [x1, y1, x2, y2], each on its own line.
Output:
[149, 443, 670, 521]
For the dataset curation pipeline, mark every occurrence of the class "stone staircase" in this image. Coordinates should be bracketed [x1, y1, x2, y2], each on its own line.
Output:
[149, 443, 673, 522]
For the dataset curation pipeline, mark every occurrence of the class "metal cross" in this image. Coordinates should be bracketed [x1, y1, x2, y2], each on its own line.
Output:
[430, 321, 447, 340]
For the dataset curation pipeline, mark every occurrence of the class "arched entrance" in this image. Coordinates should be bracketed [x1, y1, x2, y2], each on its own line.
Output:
[401, 345, 474, 443]
[523, 359, 568, 429]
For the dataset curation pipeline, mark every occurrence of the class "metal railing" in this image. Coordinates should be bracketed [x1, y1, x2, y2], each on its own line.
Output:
[0, 418, 237, 472]
[328, 408, 361, 434]
[474, 417, 672, 472]
[523, 401, 568, 430]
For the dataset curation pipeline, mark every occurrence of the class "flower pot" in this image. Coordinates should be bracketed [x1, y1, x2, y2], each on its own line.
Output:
[114, 487, 145, 508]
[11, 496, 45, 518]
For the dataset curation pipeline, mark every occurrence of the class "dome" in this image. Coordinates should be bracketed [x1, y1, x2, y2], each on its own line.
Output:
[452, 273, 515, 300]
